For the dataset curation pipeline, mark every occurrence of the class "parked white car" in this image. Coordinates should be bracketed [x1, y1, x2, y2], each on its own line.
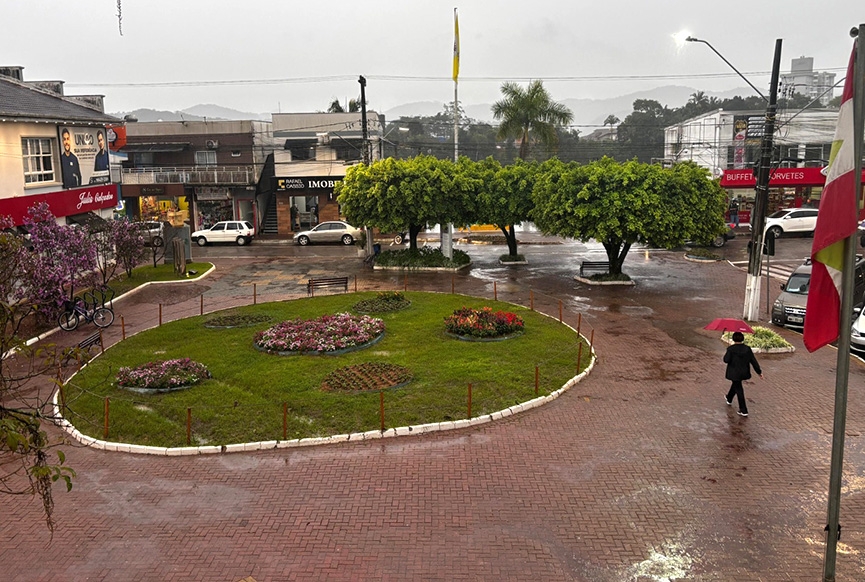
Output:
[191, 221, 255, 246]
[293, 221, 361, 246]
[760, 208, 819, 238]
[853, 303, 865, 353]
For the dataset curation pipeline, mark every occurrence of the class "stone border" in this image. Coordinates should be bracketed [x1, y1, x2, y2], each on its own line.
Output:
[499, 259, 528, 265]
[573, 275, 636, 286]
[52, 323, 596, 455]
[683, 254, 721, 263]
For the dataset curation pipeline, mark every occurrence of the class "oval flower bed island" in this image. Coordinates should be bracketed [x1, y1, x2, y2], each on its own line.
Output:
[444, 306, 524, 341]
[254, 312, 385, 355]
[116, 358, 212, 394]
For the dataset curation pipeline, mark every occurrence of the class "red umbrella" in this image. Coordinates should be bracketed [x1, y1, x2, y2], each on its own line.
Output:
[704, 318, 754, 333]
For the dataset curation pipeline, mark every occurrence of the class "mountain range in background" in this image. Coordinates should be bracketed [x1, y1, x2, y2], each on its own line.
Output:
[111, 85, 751, 132]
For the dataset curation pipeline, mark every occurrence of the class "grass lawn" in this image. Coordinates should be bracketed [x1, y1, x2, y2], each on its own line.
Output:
[64, 292, 590, 448]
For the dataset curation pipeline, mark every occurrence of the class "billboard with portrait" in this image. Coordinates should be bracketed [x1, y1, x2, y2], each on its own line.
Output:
[57, 126, 111, 189]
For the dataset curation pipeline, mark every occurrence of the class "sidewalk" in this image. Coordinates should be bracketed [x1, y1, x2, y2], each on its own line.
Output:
[2, 248, 865, 581]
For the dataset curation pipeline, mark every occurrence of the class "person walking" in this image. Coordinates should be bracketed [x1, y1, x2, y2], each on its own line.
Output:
[728, 197, 740, 228]
[724, 331, 763, 417]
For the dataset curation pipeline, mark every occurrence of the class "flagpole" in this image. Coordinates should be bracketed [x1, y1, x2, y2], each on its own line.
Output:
[442, 7, 459, 259]
[822, 24, 864, 582]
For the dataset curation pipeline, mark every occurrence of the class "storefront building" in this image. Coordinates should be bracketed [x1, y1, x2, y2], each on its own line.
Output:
[0, 66, 120, 229]
[271, 176, 343, 233]
[119, 120, 271, 231]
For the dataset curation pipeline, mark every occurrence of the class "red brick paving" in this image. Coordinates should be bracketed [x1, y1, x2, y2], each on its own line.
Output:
[3, 249, 865, 581]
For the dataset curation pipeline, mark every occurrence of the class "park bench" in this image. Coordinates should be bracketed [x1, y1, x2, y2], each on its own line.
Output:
[68, 331, 104, 367]
[307, 276, 349, 297]
[579, 261, 611, 277]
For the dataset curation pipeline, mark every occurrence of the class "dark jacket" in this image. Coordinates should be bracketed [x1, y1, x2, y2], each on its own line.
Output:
[724, 342, 761, 381]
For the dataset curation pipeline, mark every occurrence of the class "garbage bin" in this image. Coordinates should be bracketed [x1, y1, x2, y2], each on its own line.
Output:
[373, 243, 381, 256]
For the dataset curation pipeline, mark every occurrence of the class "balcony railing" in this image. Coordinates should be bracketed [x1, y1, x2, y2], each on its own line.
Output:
[121, 166, 257, 186]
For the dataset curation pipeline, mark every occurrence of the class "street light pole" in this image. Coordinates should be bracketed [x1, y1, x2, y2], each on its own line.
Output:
[686, 35, 781, 321]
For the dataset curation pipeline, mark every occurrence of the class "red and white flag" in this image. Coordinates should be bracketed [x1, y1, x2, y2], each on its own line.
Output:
[803, 41, 860, 352]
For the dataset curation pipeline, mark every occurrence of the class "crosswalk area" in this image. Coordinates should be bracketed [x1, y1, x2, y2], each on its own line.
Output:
[728, 258, 809, 282]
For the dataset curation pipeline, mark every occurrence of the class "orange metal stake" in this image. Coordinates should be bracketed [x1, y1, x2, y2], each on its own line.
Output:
[379, 390, 385, 432]
[253, 283, 257, 305]
[121, 315, 126, 340]
[530, 290, 534, 311]
[283, 402, 288, 440]
[590, 329, 594, 347]
[494, 281, 497, 301]
[103, 397, 110, 439]
[577, 342, 583, 371]
[159, 304, 163, 326]
[535, 365, 539, 396]
[467, 383, 473, 418]
[200, 294, 204, 316]
[559, 300, 563, 323]
[186, 408, 192, 446]
[577, 313, 582, 336]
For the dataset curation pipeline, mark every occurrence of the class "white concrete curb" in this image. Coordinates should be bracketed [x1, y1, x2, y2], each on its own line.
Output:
[52, 320, 596, 456]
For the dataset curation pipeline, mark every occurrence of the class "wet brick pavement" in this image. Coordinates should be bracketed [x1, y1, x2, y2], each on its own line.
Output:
[3, 240, 865, 581]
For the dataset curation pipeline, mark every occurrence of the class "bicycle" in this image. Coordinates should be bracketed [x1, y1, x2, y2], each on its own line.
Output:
[58, 296, 115, 331]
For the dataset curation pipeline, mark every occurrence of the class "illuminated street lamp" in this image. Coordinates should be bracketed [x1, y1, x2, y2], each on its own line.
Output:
[685, 35, 782, 321]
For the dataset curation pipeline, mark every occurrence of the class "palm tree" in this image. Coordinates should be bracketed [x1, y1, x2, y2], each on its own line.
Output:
[327, 98, 362, 114]
[491, 80, 573, 159]
[603, 114, 620, 140]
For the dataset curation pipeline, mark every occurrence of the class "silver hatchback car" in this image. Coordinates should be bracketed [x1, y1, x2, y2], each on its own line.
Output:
[293, 221, 361, 246]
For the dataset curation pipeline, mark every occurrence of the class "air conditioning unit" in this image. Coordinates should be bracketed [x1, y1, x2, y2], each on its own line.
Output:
[206, 139, 219, 149]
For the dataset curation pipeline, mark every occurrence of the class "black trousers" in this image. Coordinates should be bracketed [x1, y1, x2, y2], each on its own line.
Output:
[726, 380, 747, 414]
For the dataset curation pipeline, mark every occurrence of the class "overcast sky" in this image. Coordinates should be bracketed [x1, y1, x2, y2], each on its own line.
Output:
[2, 1, 859, 120]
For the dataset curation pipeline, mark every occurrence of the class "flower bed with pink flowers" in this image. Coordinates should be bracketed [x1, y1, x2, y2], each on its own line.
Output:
[116, 358, 211, 394]
[253, 312, 385, 355]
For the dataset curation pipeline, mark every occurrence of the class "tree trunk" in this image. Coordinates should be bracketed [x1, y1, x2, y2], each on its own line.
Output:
[408, 224, 423, 251]
[602, 241, 631, 275]
[501, 225, 518, 256]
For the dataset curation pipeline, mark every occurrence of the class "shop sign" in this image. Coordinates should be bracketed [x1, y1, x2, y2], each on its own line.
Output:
[194, 186, 231, 200]
[720, 167, 835, 188]
[141, 186, 165, 195]
[3, 184, 118, 226]
[274, 176, 343, 191]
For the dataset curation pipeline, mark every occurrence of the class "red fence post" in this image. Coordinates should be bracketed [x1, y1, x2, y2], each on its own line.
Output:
[121, 315, 126, 340]
[282, 402, 288, 440]
[559, 300, 563, 323]
[200, 294, 204, 316]
[253, 283, 257, 305]
[577, 313, 582, 336]
[103, 397, 110, 439]
[535, 365, 539, 396]
[577, 342, 583, 372]
[379, 390, 385, 432]
[530, 290, 534, 311]
[159, 304, 163, 326]
[590, 329, 594, 347]
[494, 281, 497, 301]
[186, 407, 192, 446]
[467, 383, 473, 419]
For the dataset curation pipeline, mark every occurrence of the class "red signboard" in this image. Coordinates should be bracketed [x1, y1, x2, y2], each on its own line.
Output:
[2, 184, 118, 226]
[720, 167, 834, 188]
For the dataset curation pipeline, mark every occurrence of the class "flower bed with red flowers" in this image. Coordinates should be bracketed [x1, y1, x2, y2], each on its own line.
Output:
[444, 306, 524, 339]
[254, 312, 385, 355]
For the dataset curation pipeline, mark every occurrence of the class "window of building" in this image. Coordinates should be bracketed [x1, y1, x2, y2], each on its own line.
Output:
[134, 152, 154, 167]
[195, 150, 217, 166]
[21, 138, 55, 184]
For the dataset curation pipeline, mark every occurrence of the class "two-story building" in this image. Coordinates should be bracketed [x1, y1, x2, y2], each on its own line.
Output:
[0, 66, 120, 231]
[119, 120, 272, 231]
[258, 112, 385, 236]
[663, 107, 856, 224]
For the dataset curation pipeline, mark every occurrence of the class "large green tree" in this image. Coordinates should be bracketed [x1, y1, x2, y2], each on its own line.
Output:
[476, 159, 538, 257]
[492, 80, 574, 160]
[337, 155, 480, 250]
[532, 158, 726, 275]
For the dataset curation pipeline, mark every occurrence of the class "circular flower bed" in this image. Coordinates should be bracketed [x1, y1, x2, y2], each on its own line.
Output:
[116, 358, 211, 394]
[254, 312, 385, 355]
[444, 306, 524, 339]
[204, 313, 272, 328]
[321, 362, 413, 392]
[353, 291, 411, 313]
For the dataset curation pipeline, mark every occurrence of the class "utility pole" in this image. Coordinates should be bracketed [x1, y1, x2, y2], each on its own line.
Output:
[359, 75, 369, 165]
[744, 39, 782, 321]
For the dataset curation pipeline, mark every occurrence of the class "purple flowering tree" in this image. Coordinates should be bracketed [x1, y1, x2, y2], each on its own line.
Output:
[104, 219, 146, 280]
[20, 203, 99, 320]
[0, 214, 76, 533]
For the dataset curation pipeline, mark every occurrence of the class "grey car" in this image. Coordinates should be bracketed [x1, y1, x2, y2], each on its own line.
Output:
[293, 221, 361, 246]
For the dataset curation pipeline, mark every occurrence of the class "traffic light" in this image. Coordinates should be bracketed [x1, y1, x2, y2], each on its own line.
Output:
[763, 233, 775, 256]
